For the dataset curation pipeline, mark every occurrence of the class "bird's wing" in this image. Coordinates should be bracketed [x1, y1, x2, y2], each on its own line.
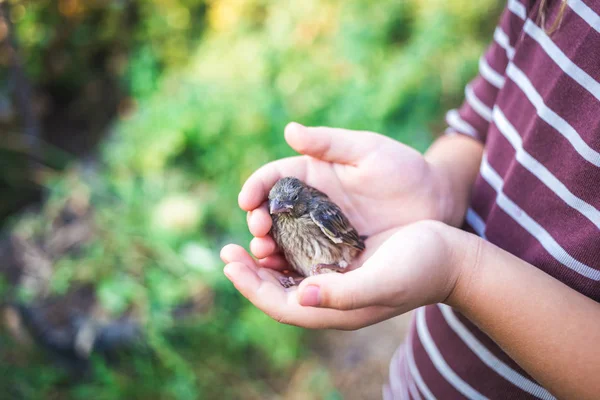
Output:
[309, 201, 365, 251]
[307, 186, 329, 199]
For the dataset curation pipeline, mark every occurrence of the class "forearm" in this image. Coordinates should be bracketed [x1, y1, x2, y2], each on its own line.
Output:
[447, 232, 600, 400]
[424, 134, 484, 227]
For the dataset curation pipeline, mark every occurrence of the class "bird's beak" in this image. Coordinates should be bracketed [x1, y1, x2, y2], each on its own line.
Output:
[269, 200, 294, 214]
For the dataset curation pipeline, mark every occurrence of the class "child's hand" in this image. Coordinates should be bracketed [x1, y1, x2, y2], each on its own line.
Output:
[239, 122, 454, 268]
[221, 220, 471, 329]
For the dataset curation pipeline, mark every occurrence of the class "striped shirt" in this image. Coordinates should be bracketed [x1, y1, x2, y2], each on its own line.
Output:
[385, 1, 600, 398]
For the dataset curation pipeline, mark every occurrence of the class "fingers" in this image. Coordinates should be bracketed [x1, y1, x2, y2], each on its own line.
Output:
[284, 122, 381, 166]
[238, 122, 384, 212]
[224, 261, 262, 294]
[247, 203, 272, 237]
[280, 304, 396, 330]
[256, 267, 288, 286]
[223, 261, 294, 324]
[296, 267, 384, 311]
[238, 157, 307, 211]
[294, 229, 406, 311]
[250, 236, 277, 258]
[223, 261, 397, 330]
[257, 254, 288, 270]
[220, 244, 258, 271]
[239, 122, 388, 212]
[221, 241, 287, 272]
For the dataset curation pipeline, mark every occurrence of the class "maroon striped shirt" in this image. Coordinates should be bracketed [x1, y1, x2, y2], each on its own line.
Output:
[385, 1, 600, 399]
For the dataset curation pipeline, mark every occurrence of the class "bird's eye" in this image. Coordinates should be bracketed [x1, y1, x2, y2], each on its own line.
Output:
[292, 194, 299, 201]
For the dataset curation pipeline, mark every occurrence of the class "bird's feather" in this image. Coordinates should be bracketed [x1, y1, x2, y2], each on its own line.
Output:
[268, 176, 366, 280]
[309, 201, 365, 251]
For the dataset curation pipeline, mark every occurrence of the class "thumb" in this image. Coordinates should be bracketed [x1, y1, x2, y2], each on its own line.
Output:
[284, 122, 381, 165]
[296, 267, 385, 310]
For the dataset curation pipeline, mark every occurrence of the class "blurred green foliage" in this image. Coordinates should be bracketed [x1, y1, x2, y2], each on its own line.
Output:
[2, 0, 502, 398]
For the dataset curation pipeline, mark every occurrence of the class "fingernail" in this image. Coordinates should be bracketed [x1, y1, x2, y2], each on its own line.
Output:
[223, 266, 232, 280]
[300, 285, 320, 307]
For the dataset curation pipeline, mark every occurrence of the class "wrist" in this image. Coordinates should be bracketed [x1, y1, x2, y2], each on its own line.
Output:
[424, 134, 484, 227]
[442, 228, 485, 310]
[408, 221, 475, 307]
[428, 161, 468, 227]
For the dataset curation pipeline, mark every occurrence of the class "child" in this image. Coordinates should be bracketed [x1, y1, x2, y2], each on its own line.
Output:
[221, 0, 600, 398]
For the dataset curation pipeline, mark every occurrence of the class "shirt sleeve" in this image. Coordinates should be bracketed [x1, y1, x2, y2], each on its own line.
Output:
[444, 6, 522, 144]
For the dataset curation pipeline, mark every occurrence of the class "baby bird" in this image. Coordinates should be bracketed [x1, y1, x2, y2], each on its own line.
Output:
[268, 177, 365, 287]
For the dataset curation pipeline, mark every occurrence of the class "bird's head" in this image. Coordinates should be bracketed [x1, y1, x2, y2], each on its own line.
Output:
[268, 177, 311, 217]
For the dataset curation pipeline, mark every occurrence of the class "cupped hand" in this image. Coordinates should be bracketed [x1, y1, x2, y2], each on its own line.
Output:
[221, 220, 468, 330]
[241, 122, 451, 266]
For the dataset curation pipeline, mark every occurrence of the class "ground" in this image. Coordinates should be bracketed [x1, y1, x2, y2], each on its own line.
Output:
[284, 313, 412, 399]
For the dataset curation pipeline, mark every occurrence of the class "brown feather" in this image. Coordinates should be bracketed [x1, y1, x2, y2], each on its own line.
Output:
[309, 201, 365, 251]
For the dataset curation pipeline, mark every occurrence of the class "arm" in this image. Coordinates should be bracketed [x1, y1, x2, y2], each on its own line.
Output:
[287, 222, 600, 398]
[446, 231, 600, 400]
[425, 134, 484, 227]
[224, 222, 600, 400]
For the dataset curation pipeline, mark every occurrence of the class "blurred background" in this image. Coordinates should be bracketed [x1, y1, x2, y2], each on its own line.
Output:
[0, 0, 502, 398]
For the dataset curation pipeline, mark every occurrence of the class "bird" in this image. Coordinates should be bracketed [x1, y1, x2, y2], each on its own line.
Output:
[268, 177, 366, 287]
